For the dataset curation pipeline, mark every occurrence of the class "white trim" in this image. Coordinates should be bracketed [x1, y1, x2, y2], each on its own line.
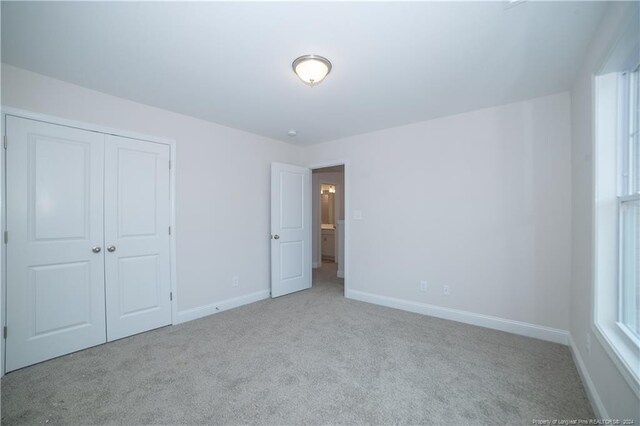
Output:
[568, 334, 609, 419]
[346, 289, 570, 345]
[0, 106, 179, 374]
[337, 219, 345, 278]
[175, 290, 270, 324]
[168, 141, 178, 327]
[308, 159, 350, 297]
[591, 322, 640, 398]
[0, 107, 175, 146]
[1, 111, 6, 378]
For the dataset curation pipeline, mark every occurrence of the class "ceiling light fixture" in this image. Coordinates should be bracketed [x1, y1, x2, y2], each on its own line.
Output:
[292, 55, 332, 87]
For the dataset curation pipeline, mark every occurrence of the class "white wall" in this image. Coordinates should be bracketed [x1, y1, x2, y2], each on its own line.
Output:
[303, 92, 572, 332]
[570, 2, 640, 421]
[4, 42, 637, 420]
[0, 64, 302, 317]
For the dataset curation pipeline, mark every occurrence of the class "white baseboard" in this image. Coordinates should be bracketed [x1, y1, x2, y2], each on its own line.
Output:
[175, 290, 270, 324]
[568, 334, 608, 419]
[346, 289, 569, 345]
[337, 269, 344, 278]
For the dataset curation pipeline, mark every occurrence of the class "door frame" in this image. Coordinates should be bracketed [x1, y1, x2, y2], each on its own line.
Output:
[0, 106, 179, 376]
[308, 160, 349, 297]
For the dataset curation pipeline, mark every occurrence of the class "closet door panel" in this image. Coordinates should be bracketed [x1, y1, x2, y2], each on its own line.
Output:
[5, 116, 106, 372]
[104, 135, 171, 341]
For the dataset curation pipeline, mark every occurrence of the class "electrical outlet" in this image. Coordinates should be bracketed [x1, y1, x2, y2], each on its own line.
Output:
[586, 332, 591, 354]
[419, 280, 428, 292]
[232, 276, 239, 287]
[443, 285, 450, 296]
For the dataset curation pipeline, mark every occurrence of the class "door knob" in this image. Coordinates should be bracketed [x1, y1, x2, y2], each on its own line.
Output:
[107, 245, 116, 252]
[273, 235, 280, 240]
[92, 246, 101, 253]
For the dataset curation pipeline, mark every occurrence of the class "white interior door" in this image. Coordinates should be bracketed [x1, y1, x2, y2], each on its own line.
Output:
[5, 116, 107, 372]
[271, 163, 312, 297]
[104, 135, 172, 341]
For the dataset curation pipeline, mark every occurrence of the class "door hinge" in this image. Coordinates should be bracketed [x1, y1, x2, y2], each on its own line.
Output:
[170, 292, 173, 301]
[168, 226, 171, 235]
[3, 231, 7, 244]
[3, 135, 7, 149]
[3, 326, 7, 339]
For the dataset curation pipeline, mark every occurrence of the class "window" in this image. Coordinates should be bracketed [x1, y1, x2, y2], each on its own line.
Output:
[592, 1, 640, 396]
[593, 61, 640, 395]
[619, 65, 640, 341]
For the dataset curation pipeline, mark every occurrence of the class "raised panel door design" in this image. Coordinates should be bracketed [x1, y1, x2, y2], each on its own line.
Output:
[30, 262, 91, 336]
[280, 241, 303, 281]
[271, 163, 311, 298]
[6, 116, 106, 372]
[280, 172, 304, 230]
[31, 137, 89, 241]
[118, 149, 158, 237]
[104, 135, 171, 341]
[118, 255, 160, 316]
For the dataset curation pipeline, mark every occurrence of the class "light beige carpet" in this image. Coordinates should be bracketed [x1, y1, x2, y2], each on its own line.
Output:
[1, 263, 592, 424]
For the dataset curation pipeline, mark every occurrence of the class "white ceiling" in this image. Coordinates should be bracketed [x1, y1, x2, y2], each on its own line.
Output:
[1, 1, 607, 145]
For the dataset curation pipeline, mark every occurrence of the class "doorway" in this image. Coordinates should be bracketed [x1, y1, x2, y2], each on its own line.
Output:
[311, 165, 345, 289]
[269, 161, 347, 299]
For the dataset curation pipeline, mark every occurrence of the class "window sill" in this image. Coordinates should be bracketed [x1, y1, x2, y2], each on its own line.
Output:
[592, 321, 640, 398]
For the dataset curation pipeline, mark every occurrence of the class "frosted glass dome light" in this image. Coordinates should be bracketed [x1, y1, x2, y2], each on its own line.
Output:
[292, 55, 332, 87]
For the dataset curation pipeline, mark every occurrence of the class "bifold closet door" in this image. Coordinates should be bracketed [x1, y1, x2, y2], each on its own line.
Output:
[103, 135, 172, 341]
[5, 116, 107, 372]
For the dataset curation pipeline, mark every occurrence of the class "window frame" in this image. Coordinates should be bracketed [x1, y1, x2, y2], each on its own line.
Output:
[592, 67, 640, 399]
[616, 65, 640, 344]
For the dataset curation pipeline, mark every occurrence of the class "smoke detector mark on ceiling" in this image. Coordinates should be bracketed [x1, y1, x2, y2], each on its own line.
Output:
[504, 0, 526, 10]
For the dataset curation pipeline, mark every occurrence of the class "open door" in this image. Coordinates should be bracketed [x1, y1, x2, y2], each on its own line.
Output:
[271, 163, 312, 298]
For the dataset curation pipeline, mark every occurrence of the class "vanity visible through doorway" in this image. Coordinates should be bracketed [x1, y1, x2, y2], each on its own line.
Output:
[312, 165, 345, 279]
